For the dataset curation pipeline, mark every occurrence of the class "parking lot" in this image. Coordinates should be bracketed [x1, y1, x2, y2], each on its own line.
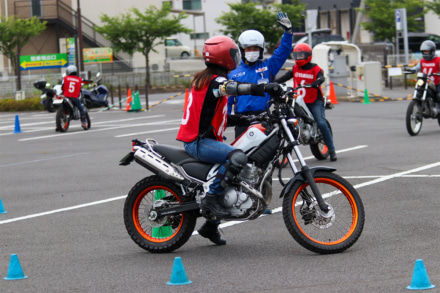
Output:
[0, 91, 439, 292]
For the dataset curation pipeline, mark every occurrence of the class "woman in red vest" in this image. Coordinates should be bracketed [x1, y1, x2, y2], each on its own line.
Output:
[177, 36, 282, 245]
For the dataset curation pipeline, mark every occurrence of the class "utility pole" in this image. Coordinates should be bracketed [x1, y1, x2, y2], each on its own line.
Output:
[77, 0, 84, 73]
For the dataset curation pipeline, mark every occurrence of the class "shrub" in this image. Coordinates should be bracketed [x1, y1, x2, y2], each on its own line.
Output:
[0, 98, 45, 112]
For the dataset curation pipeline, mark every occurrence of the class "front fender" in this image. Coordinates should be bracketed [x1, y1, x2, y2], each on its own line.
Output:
[279, 166, 336, 198]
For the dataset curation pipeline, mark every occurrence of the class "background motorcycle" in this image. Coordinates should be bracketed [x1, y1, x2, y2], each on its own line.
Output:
[119, 86, 364, 254]
[277, 82, 334, 165]
[404, 71, 440, 136]
[53, 95, 90, 132]
[81, 73, 109, 109]
[33, 80, 62, 112]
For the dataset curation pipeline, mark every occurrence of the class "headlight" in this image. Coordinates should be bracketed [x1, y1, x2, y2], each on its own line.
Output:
[417, 79, 425, 87]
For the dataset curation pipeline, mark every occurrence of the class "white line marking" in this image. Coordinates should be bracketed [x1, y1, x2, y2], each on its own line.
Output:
[0, 153, 88, 168]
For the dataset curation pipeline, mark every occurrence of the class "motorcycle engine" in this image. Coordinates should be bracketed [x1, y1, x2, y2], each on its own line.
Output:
[223, 163, 261, 217]
[299, 121, 311, 143]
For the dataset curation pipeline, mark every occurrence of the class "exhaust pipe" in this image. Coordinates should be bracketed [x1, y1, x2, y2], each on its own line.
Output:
[134, 148, 184, 182]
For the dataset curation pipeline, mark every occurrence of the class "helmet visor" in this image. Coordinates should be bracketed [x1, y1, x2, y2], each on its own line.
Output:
[231, 47, 241, 70]
[293, 51, 308, 60]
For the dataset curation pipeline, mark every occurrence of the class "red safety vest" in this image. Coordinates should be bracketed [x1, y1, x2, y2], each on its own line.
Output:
[177, 76, 228, 142]
[292, 64, 323, 103]
[62, 76, 83, 99]
[421, 57, 440, 85]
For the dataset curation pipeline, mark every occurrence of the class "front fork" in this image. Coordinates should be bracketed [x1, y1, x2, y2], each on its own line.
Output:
[281, 118, 330, 213]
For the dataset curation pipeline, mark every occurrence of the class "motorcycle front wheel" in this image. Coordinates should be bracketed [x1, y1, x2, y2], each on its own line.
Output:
[406, 100, 423, 136]
[309, 119, 332, 160]
[123, 175, 197, 253]
[56, 107, 70, 132]
[282, 171, 364, 254]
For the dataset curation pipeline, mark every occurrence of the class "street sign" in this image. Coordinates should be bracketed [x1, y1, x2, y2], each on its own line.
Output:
[83, 47, 113, 64]
[20, 53, 68, 70]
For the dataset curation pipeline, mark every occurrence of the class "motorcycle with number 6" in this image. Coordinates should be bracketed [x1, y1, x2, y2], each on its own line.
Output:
[404, 71, 440, 136]
[119, 86, 364, 254]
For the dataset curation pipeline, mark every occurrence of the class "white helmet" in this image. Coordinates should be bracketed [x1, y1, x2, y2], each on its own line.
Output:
[66, 65, 77, 76]
[238, 30, 265, 60]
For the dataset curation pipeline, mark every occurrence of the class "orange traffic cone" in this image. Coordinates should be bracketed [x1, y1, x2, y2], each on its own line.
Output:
[182, 88, 189, 111]
[328, 81, 339, 104]
[124, 89, 132, 111]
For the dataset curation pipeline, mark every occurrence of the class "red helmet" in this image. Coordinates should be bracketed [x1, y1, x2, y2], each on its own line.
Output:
[203, 36, 241, 71]
[293, 43, 312, 67]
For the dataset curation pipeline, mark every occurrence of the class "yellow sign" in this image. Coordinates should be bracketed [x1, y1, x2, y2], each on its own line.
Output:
[83, 47, 113, 63]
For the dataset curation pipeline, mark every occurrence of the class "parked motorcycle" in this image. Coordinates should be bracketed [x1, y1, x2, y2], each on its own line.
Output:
[404, 71, 440, 136]
[33, 80, 62, 112]
[119, 86, 364, 254]
[81, 73, 109, 109]
[53, 95, 90, 132]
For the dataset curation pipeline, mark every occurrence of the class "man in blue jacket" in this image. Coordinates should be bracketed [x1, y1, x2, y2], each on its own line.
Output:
[228, 12, 293, 138]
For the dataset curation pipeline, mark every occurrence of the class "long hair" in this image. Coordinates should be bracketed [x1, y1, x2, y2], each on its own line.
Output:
[192, 65, 228, 91]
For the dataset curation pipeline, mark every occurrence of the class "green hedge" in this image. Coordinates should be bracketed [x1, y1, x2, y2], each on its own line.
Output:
[0, 98, 45, 112]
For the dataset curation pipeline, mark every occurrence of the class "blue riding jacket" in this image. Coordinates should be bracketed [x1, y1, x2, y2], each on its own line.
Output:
[228, 31, 293, 114]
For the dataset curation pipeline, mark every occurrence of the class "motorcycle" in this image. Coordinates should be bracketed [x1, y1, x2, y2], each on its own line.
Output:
[33, 80, 62, 112]
[404, 71, 440, 136]
[81, 73, 109, 109]
[53, 94, 90, 132]
[119, 85, 364, 254]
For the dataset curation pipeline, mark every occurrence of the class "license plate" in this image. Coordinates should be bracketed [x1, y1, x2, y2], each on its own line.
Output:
[119, 152, 135, 166]
[53, 99, 63, 105]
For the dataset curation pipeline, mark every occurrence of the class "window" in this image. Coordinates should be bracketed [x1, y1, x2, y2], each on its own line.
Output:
[183, 0, 201, 10]
[31, 0, 41, 17]
[190, 33, 209, 40]
[162, 1, 173, 8]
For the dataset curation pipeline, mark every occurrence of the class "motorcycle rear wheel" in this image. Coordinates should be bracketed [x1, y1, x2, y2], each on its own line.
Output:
[310, 119, 332, 160]
[282, 171, 364, 254]
[406, 100, 423, 136]
[123, 176, 197, 253]
[56, 108, 70, 132]
[45, 96, 56, 112]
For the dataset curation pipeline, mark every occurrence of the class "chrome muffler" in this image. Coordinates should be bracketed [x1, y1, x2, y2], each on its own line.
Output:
[134, 147, 184, 182]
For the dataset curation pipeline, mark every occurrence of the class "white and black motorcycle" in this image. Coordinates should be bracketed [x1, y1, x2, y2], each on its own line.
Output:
[119, 87, 364, 254]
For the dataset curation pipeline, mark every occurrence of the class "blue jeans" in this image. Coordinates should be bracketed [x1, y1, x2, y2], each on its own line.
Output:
[306, 98, 335, 152]
[184, 138, 236, 195]
[68, 97, 86, 123]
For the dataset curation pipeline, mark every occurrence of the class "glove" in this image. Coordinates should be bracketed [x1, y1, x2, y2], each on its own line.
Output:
[311, 81, 320, 88]
[277, 12, 292, 33]
[264, 83, 284, 98]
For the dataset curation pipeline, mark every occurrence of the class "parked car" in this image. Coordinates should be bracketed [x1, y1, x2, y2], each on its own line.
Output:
[273, 28, 333, 54]
[165, 38, 191, 58]
[398, 32, 440, 52]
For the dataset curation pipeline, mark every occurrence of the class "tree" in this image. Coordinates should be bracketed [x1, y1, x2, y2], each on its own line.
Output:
[96, 3, 191, 86]
[425, 0, 440, 15]
[358, 0, 424, 42]
[0, 16, 46, 90]
[216, 1, 305, 50]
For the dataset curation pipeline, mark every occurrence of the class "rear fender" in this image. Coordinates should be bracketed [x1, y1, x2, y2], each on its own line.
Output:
[279, 166, 336, 198]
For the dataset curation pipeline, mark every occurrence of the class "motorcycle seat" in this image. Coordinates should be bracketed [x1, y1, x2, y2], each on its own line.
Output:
[153, 144, 214, 180]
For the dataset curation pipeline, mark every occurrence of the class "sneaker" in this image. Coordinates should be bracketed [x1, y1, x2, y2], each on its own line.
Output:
[81, 122, 88, 130]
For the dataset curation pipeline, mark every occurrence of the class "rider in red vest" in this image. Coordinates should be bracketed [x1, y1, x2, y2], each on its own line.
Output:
[177, 36, 282, 245]
[61, 65, 88, 130]
[275, 43, 337, 161]
[411, 40, 440, 103]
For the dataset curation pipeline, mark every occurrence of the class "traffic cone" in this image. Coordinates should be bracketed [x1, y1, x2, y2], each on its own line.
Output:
[124, 89, 132, 111]
[363, 89, 371, 104]
[152, 189, 172, 238]
[166, 257, 192, 285]
[129, 91, 142, 112]
[182, 88, 189, 111]
[407, 259, 435, 290]
[12, 115, 22, 134]
[328, 81, 339, 104]
[0, 197, 6, 214]
[4, 254, 28, 280]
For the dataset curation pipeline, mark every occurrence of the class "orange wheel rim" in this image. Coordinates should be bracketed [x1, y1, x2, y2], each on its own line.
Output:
[292, 177, 358, 245]
[132, 185, 183, 243]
